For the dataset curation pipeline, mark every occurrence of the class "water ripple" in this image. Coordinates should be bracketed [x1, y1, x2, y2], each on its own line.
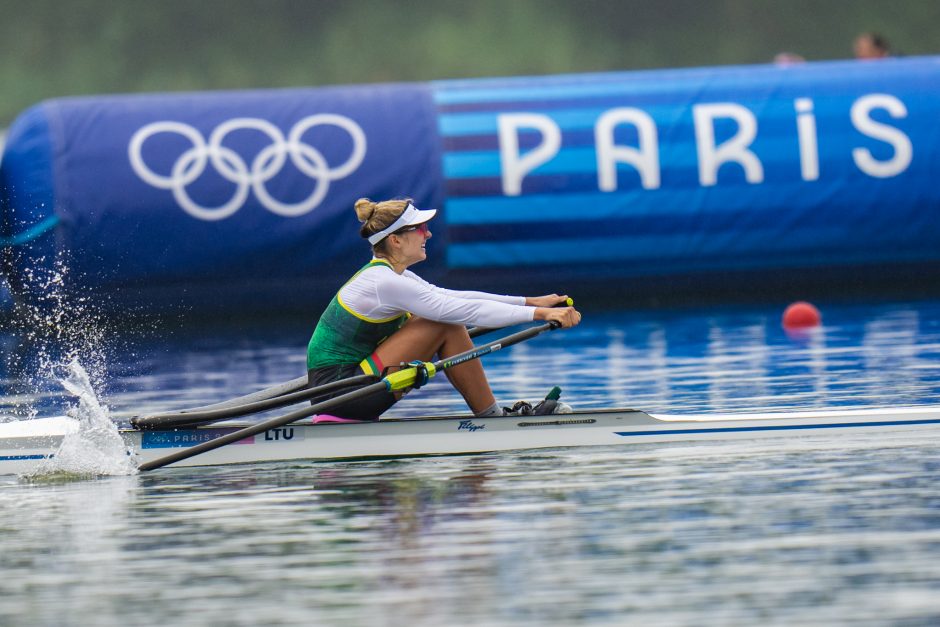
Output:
[2, 301, 940, 624]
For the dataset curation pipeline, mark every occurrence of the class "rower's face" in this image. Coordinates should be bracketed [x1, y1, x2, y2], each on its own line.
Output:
[399, 222, 432, 264]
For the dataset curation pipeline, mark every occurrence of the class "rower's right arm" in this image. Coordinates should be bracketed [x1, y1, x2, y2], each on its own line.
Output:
[534, 306, 582, 328]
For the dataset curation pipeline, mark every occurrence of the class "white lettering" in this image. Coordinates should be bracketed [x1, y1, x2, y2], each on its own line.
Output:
[795, 98, 819, 181]
[693, 103, 764, 186]
[595, 108, 660, 190]
[495, 93, 913, 196]
[851, 94, 912, 178]
[497, 113, 562, 196]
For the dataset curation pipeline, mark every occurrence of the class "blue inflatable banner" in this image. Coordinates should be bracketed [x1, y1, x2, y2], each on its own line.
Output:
[2, 57, 939, 314]
[433, 58, 940, 279]
[1, 84, 443, 311]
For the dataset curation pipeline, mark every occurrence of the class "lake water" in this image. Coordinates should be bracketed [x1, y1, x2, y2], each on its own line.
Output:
[1, 298, 939, 625]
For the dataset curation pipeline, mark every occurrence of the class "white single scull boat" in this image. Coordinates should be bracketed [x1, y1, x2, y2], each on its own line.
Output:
[2, 406, 939, 475]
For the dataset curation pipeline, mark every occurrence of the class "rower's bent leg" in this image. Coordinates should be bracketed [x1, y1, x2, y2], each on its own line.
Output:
[373, 318, 497, 414]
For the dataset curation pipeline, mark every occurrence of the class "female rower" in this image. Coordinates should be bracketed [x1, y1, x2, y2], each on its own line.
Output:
[306, 197, 582, 420]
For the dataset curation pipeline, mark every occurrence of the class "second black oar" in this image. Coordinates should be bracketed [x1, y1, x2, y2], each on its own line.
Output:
[130, 320, 536, 430]
[138, 322, 559, 472]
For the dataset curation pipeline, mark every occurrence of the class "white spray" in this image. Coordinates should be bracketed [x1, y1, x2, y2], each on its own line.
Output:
[32, 360, 137, 477]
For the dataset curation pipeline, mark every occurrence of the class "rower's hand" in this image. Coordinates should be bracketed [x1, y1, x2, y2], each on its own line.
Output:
[525, 294, 570, 308]
[535, 306, 582, 328]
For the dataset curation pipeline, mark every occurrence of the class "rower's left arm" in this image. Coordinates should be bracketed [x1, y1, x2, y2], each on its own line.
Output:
[525, 294, 571, 308]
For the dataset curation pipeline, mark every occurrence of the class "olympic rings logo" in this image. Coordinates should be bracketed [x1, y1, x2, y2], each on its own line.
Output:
[128, 115, 367, 221]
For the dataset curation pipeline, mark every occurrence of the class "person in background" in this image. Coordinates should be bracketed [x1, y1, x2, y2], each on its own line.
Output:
[854, 32, 891, 59]
[773, 52, 806, 66]
[306, 197, 581, 420]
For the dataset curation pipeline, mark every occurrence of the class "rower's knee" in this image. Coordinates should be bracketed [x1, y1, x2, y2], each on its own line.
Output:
[439, 322, 472, 345]
[442, 321, 468, 336]
[417, 319, 465, 340]
[401, 319, 471, 357]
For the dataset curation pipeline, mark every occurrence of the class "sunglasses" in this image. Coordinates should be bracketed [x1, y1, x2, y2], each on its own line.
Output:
[395, 222, 430, 236]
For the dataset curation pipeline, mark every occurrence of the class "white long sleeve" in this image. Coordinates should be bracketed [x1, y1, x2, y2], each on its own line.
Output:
[338, 264, 534, 328]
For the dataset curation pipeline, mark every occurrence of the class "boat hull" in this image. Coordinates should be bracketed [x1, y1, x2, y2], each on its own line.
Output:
[2, 407, 939, 475]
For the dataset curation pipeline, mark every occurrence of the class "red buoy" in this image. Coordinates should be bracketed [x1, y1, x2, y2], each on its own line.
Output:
[782, 301, 821, 329]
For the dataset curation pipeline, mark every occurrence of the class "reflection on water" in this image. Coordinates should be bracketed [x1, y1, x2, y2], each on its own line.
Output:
[1, 300, 940, 624]
[1, 433, 937, 625]
[4, 300, 940, 420]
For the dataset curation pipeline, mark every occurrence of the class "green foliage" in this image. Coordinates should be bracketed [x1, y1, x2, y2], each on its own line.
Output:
[0, 0, 936, 126]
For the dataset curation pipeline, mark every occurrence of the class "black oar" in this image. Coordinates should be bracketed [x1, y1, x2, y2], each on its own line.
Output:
[131, 374, 376, 430]
[132, 301, 573, 430]
[173, 375, 310, 412]
[130, 321, 546, 430]
[137, 322, 559, 472]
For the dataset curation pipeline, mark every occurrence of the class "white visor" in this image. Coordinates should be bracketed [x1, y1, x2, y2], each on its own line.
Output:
[367, 203, 437, 245]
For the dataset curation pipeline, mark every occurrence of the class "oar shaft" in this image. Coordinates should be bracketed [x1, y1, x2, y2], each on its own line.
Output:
[135, 313, 565, 430]
[440, 322, 555, 368]
[135, 325, 514, 430]
[139, 322, 558, 471]
[132, 374, 375, 430]
[467, 325, 496, 339]
[137, 380, 389, 471]
[180, 375, 309, 412]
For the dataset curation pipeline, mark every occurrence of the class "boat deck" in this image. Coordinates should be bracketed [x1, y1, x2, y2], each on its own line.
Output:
[2, 406, 939, 475]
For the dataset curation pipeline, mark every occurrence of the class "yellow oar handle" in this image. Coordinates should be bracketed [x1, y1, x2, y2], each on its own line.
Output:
[384, 361, 438, 392]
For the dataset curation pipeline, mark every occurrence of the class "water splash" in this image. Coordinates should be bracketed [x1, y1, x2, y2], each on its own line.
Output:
[4, 254, 145, 476]
[29, 360, 137, 477]
[3, 256, 116, 420]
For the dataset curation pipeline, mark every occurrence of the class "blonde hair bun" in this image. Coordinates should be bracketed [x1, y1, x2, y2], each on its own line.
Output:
[355, 197, 413, 246]
[354, 198, 377, 223]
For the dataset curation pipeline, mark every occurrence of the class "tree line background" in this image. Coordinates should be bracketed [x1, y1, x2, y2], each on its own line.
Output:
[0, 0, 937, 127]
